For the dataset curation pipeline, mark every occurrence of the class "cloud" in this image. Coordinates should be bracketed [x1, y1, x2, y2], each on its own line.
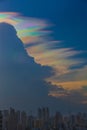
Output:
[0, 12, 49, 44]
[0, 12, 87, 109]
[47, 66, 87, 105]
[0, 22, 54, 111]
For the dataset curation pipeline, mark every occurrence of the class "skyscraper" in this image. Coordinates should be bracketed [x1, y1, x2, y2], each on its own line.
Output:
[38, 108, 42, 120]
[0, 111, 3, 130]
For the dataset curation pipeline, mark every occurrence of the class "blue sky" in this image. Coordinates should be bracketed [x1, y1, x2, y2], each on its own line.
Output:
[0, 0, 87, 49]
[0, 0, 87, 113]
[6, 0, 87, 53]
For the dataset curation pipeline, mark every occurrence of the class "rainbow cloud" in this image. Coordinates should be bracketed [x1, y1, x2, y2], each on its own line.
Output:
[0, 12, 87, 104]
[0, 12, 48, 44]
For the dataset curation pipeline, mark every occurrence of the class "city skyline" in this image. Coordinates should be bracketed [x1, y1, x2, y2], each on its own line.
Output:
[1, 107, 87, 130]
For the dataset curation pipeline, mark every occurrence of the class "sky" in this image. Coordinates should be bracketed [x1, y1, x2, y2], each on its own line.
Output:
[0, 0, 87, 114]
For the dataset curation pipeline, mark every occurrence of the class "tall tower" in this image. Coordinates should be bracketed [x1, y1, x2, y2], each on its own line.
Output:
[0, 111, 3, 130]
[38, 108, 42, 119]
[45, 107, 50, 121]
[42, 108, 46, 121]
[21, 111, 27, 130]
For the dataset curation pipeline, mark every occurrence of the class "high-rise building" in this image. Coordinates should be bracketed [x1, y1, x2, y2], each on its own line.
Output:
[37, 107, 50, 121]
[45, 107, 50, 121]
[54, 112, 63, 128]
[0, 111, 3, 130]
[16, 110, 20, 124]
[8, 107, 17, 130]
[42, 108, 46, 121]
[21, 111, 27, 130]
[38, 108, 42, 120]
[27, 116, 34, 129]
[2, 110, 9, 130]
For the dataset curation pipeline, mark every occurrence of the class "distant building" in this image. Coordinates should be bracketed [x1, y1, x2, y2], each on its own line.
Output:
[45, 107, 50, 121]
[54, 112, 63, 128]
[16, 110, 20, 124]
[0, 111, 3, 130]
[21, 111, 27, 130]
[38, 108, 42, 120]
[8, 108, 17, 130]
[27, 116, 34, 129]
[39, 107, 50, 121]
[37, 107, 50, 129]
[2, 110, 9, 130]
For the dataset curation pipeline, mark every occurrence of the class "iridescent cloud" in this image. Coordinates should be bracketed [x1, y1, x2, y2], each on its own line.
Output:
[0, 12, 87, 104]
[0, 12, 48, 44]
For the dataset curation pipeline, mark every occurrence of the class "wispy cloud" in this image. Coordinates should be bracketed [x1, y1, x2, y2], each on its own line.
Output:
[0, 12, 48, 44]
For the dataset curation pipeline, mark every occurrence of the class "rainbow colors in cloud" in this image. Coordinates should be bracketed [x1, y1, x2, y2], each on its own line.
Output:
[0, 12, 87, 104]
[0, 12, 48, 44]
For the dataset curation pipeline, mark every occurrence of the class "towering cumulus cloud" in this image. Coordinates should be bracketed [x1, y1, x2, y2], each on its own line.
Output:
[0, 12, 87, 113]
[0, 22, 54, 111]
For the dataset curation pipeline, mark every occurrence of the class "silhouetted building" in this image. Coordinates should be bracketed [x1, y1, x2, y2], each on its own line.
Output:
[8, 108, 16, 130]
[21, 111, 27, 130]
[38, 108, 42, 120]
[0, 111, 3, 130]
[45, 107, 50, 121]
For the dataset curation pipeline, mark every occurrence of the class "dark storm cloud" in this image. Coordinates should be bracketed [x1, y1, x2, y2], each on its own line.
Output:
[0, 23, 50, 98]
[0, 22, 72, 114]
[0, 22, 53, 111]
